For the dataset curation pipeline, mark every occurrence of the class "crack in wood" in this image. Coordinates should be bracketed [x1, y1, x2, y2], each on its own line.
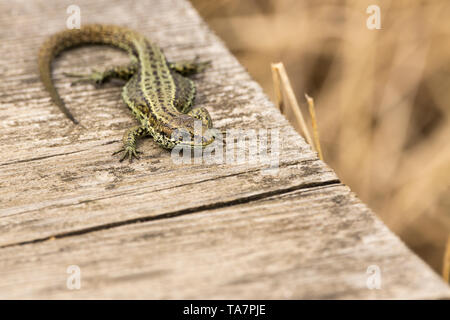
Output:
[0, 179, 340, 249]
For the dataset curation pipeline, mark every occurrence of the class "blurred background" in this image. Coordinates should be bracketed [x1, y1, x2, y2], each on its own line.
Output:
[191, 0, 450, 275]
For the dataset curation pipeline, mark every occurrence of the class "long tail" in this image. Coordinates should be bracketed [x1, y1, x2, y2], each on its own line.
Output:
[38, 24, 140, 124]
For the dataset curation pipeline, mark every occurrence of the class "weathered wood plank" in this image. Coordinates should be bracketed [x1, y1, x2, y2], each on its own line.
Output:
[1, 184, 448, 299]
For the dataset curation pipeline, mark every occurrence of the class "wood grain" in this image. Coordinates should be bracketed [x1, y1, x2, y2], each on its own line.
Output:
[0, 0, 448, 299]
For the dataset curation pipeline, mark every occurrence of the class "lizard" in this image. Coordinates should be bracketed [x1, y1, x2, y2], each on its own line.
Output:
[38, 24, 216, 162]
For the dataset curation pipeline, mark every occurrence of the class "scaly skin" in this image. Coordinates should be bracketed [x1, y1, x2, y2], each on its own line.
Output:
[38, 24, 214, 162]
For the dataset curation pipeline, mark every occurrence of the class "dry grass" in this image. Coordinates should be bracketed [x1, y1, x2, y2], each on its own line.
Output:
[191, 0, 450, 275]
[305, 93, 324, 161]
[271, 62, 324, 160]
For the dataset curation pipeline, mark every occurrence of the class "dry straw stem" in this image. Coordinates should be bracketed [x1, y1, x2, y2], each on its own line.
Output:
[444, 236, 450, 282]
[305, 93, 324, 161]
[271, 62, 314, 148]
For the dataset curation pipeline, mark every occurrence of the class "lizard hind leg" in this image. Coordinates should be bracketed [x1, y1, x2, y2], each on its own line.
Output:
[112, 125, 149, 163]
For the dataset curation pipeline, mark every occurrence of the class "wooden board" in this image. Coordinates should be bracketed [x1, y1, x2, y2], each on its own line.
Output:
[0, 0, 448, 299]
[1, 184, 448, 299]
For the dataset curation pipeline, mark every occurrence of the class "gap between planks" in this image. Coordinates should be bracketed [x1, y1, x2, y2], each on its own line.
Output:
[0, 179, 340, 249]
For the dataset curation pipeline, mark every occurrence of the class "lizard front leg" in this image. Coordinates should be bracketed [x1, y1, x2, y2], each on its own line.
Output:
[112, 125, 149, 162]
[64, 62, 138, 86]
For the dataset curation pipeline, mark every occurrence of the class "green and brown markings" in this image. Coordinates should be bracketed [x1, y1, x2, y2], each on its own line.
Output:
[39, 24, 215, 162]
